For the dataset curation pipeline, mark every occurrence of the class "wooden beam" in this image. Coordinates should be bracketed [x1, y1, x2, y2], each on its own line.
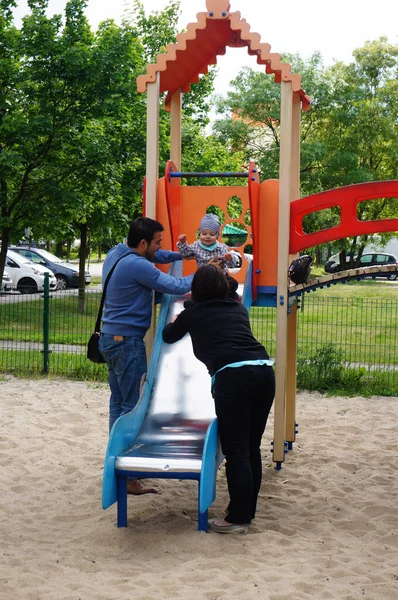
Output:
[144, 74, 160, 358]
[145, 73, 160, 219]
[273, 81, 293, 465]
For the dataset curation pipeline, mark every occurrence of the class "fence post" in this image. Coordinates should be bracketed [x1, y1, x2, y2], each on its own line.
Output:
[42, 273, 50, 374]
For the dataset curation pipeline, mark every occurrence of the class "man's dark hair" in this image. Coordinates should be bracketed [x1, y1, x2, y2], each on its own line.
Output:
[127, 217, 164, 248]
[191, 264, 228, 303]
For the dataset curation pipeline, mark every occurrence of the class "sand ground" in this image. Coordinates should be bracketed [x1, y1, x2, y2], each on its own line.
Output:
[0, 376, 397, 600]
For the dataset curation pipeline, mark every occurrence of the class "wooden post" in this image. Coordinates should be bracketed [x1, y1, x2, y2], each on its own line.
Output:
[145, 73, 160, 219]
[144, 74, 160, 359]
[285, 92, 301, 444]
[273, 81, 293, 466]
[170, 89, 182, 169]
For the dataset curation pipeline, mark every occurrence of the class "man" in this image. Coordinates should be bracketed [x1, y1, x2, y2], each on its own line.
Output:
[99, 217, 193, 495]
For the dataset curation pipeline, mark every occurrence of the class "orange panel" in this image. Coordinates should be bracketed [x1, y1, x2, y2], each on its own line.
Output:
[248, 161, 260, 298]
[179, 185, 251, 283]
[258, 180, 279, 288]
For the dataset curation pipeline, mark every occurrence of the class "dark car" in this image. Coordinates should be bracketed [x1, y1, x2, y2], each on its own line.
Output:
[325, 252, 397, 279]
[9, 246, 91, 290]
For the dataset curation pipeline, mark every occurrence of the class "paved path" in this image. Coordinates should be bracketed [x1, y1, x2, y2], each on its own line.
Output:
[86, 261, 104, 277]
[69, 259, 104, 277]
[0, 340, 85, 353]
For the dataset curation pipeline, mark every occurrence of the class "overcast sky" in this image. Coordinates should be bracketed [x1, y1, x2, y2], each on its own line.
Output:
[13, 0, 398, 92]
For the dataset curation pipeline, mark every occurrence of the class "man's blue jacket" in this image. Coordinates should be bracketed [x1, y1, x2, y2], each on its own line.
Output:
[101, 243, 193, 338]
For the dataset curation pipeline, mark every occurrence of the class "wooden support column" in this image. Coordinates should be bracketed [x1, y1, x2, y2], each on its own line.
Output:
[170, 90, 182, 169]
[144, 74, 160, 359]
[273, 81, 293, 466]
[145, 73, 160, 219]
[286, 92, 301, 444]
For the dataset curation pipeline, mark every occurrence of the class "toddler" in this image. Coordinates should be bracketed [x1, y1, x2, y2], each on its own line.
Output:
[177, 213, 239, 274]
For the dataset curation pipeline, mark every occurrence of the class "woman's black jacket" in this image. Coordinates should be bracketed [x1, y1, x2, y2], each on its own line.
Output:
[162, 299, 269, 376]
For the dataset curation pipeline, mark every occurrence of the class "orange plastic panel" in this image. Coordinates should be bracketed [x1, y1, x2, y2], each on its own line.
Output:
[257, 179, 279, 288]
[290, 181, 398, 253]
[179, 185, 250, 283]
[248, 161, 260, 299]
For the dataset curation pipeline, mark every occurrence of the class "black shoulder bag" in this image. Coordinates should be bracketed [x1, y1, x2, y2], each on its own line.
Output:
[87, 252, 133, 363]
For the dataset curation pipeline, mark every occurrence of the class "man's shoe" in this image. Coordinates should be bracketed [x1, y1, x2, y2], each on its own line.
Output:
[127, 480, 158, 495]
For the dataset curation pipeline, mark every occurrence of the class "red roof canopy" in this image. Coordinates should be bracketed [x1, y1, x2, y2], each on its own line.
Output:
[137, 1, 310, 110]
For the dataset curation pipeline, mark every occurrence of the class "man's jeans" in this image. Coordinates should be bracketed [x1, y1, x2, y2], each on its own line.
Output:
[99, 334, 147, 432]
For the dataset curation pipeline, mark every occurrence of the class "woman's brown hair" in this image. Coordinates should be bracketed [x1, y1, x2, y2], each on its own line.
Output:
[191, 264, 228, 303]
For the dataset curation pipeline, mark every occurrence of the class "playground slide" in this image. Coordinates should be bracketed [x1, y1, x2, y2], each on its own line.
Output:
[102, 262, 234, 531]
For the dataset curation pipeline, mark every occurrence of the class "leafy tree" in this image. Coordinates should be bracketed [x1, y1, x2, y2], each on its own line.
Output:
[130, 0, 216, 130]
[181, 120, 244, 185]
[128, 0, 181, 63]
[1, 0, 222, 294]
[212, 41, 398, 263]
[316, 38, 398, 265]
[0, 0, 147, 290]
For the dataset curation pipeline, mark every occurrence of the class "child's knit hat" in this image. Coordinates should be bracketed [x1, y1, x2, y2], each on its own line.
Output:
[199, 213, 221, 236]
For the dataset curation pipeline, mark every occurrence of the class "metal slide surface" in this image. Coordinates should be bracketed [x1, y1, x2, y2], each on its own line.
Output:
[115, 296, 217, 474]
[103, 262, 252, 512]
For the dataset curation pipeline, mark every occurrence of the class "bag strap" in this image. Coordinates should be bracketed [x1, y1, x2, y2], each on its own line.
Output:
[94, 251, 133, 333]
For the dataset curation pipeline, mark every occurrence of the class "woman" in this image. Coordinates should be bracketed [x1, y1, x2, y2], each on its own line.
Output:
[162, 264, 275, 535]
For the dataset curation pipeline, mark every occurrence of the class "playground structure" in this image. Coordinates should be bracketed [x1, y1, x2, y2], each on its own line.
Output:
[102, 0, 398, 529]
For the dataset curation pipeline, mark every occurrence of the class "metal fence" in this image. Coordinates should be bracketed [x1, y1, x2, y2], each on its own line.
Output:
[250, 295, 398, 395]
[0, 283, 106, 381]
[0, 284, 397, 393]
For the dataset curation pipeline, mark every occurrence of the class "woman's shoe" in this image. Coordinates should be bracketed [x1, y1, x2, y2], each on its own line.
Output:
[208, 519, 248, 535]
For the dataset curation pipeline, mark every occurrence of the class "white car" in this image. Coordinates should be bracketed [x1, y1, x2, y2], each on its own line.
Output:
[5, 249, 58, 294]
[1, 270, 13, 291]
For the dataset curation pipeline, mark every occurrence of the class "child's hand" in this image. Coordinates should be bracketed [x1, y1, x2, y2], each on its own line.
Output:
[208, 257, 223, 269]
[223, 252, 232, 262]
[178, 234, 187, 244]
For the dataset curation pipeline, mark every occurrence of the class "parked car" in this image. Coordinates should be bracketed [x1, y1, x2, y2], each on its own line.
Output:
[9, 246, 91, 290]
[5, 249, 58, 293]
[1, 270, 13, 291]
[325, 252, 398, 279]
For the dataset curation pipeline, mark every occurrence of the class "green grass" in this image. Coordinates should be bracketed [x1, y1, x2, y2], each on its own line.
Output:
[307, 265, 398, 299]
[249, 281, 397, 396]
[0, 292, 102, 343]
[0, 279, 396, 394]
[314, 279, 398, 299]
[250, 295, 397, 366]
[0, 349, 108, 381]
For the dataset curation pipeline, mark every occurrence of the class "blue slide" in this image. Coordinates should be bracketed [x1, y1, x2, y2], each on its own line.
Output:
[102, 262, 246, 532]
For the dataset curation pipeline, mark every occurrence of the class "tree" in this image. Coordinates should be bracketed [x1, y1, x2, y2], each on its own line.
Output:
[212, 41, 398, 262]
[130, 0, 217, 131]
[181, 119, 244, 183]
[0, 0, 148, 289]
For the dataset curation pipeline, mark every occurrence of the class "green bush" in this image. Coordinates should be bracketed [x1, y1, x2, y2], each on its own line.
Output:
[297, 342, 398, 396]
